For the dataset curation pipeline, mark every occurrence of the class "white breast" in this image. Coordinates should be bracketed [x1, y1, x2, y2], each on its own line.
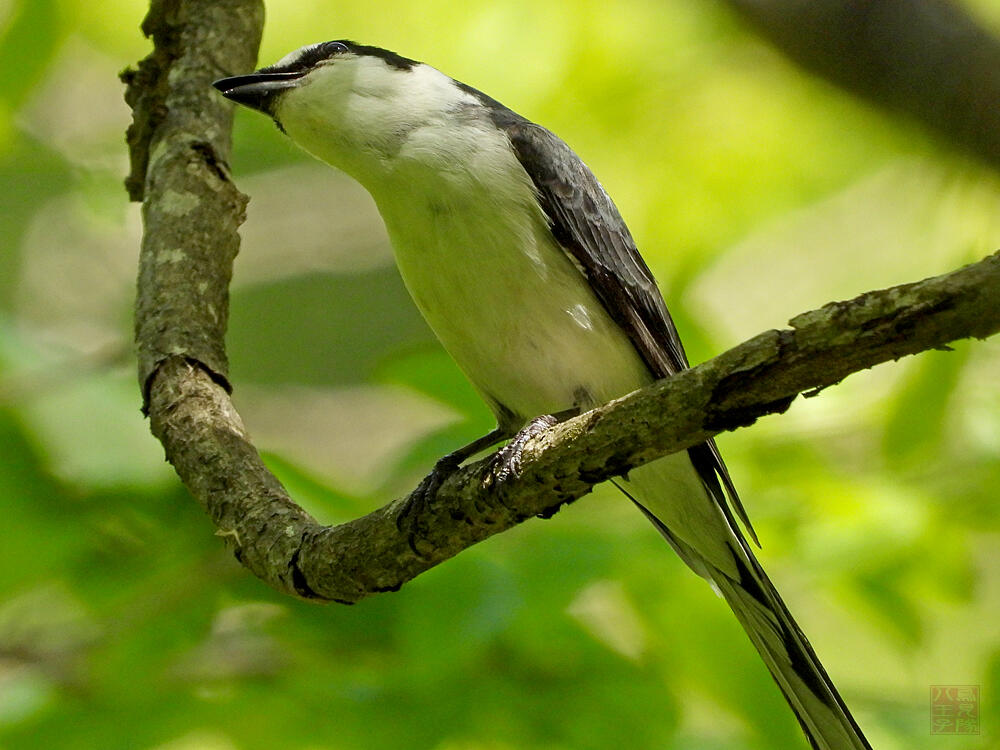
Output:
[370, 114, 652, 424]
[278, 61, 652, 424]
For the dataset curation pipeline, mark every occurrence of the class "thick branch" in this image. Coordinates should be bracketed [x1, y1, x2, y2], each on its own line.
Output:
[123, 0, 264, 402]
[127, 0, 1000, 604]
[720, 0, 1000, 170]
[145, 252, 1000, 603]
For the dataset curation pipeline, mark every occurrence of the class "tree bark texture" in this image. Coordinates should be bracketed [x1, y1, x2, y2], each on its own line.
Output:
[123, 0, 265, 404]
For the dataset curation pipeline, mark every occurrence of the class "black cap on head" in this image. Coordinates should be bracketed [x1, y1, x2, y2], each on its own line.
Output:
[255, 40, 418, 77]
[213, 41, 419, 115]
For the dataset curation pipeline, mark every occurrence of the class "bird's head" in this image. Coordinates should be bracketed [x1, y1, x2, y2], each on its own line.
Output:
[214, 41, 483, 186]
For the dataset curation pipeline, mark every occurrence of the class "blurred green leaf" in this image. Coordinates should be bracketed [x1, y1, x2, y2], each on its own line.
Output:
[229, 269, 435, 386]
[0, 134, 74, 310]
[395, 554, 522, 683]
[373, 346, 496, 492]
[260, 451, 363, 522]
[0, 0, 61, 111]
[373, 345, 488, 419]
[882, 346, 969, 465]
[854, 562, 924, 645]
[0, 408, 88, 592]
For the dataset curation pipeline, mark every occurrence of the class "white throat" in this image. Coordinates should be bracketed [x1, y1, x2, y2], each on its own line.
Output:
[275, 60, 485, 189]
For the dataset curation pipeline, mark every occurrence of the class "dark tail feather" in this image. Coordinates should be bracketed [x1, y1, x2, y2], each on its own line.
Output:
[712, 551, 872, 750]
[626, 489, 871, 750]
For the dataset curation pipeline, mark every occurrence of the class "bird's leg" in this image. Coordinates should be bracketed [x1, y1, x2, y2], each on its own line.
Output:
[397, 410, 578, 554]
[484, 408, 578, 488]
[396, 427, 509, 548]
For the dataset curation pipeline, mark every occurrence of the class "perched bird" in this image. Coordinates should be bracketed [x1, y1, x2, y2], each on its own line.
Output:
[215, 41, 871, 750]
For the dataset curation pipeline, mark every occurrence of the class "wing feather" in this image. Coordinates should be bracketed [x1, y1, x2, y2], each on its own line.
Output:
[463, 88, 757, 543]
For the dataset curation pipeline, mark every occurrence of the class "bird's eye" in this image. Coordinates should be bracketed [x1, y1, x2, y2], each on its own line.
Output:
[321, 41, 350, 56]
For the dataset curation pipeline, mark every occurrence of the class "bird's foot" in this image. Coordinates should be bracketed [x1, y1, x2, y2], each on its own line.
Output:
[483, 414, 559, 489]
[395, 427, 509, 556]
[396, 452, 463, 556]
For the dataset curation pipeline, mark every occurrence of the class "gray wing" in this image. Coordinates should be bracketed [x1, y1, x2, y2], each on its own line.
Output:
[475, 96, 757, 543]
[501, 120, 690, 380]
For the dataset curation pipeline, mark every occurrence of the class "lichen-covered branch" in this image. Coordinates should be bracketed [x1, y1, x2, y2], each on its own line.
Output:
[123, 0, 264, 404]
[126, 0, 1000, 605]
[146, 246, 1000, 604]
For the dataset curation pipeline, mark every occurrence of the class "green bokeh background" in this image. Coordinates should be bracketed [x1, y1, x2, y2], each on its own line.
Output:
[1, 1, 999, 748]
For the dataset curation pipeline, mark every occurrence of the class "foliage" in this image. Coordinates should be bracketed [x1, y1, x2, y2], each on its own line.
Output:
[0, 1, 998, 748]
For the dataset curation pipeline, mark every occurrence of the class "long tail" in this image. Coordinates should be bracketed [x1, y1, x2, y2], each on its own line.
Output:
[618, 454, 872, 750]
[711, 542, 871, 750]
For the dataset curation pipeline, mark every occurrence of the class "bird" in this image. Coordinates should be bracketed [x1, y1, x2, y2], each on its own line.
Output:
[214, 40, 872, 750]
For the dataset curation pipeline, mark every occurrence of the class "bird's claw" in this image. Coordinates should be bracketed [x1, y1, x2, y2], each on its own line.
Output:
[483, 414, 558, 489]
[396, 416, 558, 554]
[396, 454, 461, 556]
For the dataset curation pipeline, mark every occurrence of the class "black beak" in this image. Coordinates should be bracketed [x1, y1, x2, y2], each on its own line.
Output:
[213, 72, 305, 114]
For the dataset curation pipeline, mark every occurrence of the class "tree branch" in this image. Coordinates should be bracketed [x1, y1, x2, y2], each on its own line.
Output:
[126, 0, 1000, 604]
[123, 0, 264, 402]
[144, 252, 1000, 603]
[720, 0, 1000, 170]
